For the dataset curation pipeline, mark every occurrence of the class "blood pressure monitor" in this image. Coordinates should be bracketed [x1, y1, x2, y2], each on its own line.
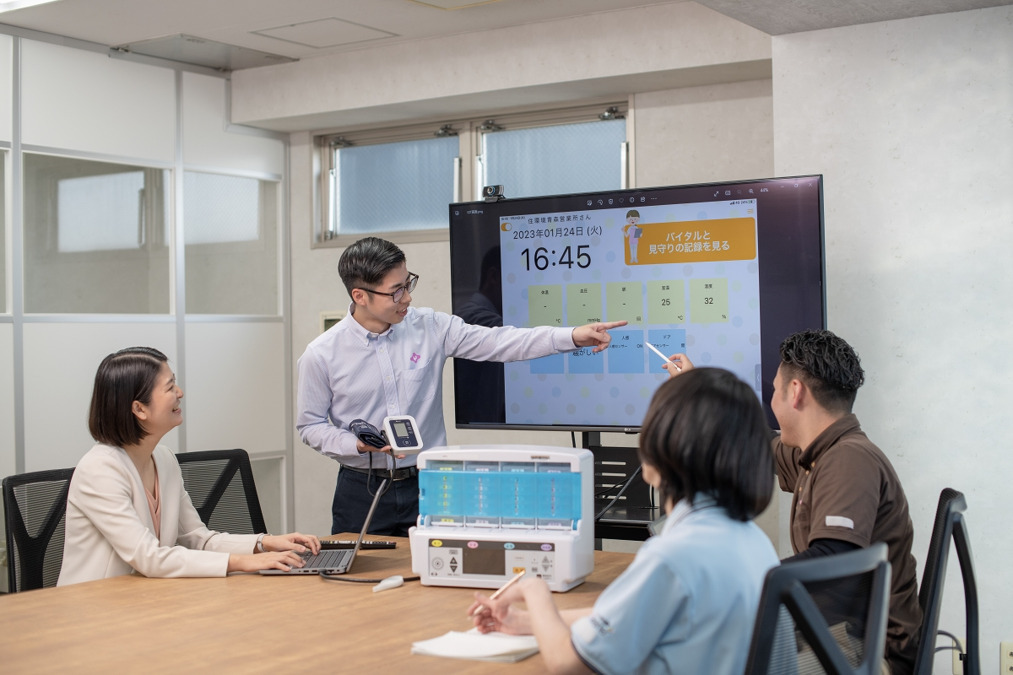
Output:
[383, 415, 423, 453]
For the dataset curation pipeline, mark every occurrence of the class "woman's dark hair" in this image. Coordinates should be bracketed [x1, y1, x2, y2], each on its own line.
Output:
[338, 237, 406, 296]
[89, 347, 168, 448]
[638, 367, 774, 521]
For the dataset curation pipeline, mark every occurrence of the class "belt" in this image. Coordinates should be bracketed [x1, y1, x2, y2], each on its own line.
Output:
[341, 464, 418, 481]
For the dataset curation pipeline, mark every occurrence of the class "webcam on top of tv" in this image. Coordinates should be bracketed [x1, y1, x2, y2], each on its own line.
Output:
[483, 185, 505, 202]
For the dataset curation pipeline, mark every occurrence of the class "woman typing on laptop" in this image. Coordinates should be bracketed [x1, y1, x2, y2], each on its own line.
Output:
[58, 347, 319, 586]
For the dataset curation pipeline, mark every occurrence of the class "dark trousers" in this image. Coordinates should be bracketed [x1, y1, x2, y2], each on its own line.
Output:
[331, 468, 419, 536]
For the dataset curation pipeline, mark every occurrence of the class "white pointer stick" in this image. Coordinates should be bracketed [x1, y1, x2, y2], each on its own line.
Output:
[645, 342, 682, 371]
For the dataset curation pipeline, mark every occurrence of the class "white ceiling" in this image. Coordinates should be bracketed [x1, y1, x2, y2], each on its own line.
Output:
[1, 0, 1010, 70]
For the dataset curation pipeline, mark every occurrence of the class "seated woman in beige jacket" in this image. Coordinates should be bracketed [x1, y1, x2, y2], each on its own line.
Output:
[58, 347, 319, 586]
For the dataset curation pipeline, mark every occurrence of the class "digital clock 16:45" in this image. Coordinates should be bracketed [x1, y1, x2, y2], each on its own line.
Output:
[521, 245, 591, 271]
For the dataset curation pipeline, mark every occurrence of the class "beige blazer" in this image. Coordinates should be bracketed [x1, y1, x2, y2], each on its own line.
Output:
[58, 443, 258, 586]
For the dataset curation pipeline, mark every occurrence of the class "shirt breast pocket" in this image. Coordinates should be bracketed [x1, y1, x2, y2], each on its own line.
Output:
[399, 359, 440, 404]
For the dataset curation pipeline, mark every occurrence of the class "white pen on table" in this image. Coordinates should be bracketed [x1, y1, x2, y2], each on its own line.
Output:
[470, 569, 526, 617]
[645, 342, 682, 371]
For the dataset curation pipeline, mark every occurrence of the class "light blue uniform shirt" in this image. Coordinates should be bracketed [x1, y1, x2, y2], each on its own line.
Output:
[571, 497, 779, 675]
[296, 304, 576, 470]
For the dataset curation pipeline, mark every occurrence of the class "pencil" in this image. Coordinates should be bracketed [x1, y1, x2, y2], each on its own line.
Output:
[471, 569, 526, 616]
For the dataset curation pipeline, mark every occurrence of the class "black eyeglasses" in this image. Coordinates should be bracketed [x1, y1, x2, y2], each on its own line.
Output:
[360, 272, 419, 303]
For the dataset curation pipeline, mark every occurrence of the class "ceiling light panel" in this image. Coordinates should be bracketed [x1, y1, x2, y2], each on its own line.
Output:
[255, 17, 396, 49]
[408, 0, 507, 9]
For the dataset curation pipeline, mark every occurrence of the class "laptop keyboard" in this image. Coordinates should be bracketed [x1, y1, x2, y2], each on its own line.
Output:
[302, 549, 352, 569]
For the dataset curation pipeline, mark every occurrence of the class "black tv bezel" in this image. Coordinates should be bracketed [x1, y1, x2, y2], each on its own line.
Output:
[448, 174, 827, 433]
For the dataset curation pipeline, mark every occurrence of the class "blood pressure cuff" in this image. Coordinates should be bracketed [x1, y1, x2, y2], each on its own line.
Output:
[349, 419, 387, 448]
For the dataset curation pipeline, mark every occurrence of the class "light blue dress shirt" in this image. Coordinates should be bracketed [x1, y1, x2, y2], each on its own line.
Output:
[570, 497, 779, 675]
[296, 304, 576, 470]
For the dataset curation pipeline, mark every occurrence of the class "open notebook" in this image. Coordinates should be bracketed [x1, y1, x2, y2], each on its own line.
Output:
[259, 478, 388, 576]
[411, 629, 539, 663]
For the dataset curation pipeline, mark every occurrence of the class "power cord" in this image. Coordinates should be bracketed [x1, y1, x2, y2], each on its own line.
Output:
[935, 630, 966, 659]
[571, 431, 654, 519]
[594, 465, 642, 521]
[364, 451, 399, 498]
[319, 572, 420, 584]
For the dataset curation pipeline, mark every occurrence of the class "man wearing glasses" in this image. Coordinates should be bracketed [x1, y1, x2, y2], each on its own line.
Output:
[297, 236, 627, 536]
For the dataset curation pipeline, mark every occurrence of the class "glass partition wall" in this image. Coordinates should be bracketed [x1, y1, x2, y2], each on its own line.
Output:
[2, 36, 290, 543]
[22, 153, 171, 314]
[1, 151, 6, 314]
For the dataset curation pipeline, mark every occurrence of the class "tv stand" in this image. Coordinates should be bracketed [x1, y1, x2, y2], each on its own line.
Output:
[582, 431, 659, 542]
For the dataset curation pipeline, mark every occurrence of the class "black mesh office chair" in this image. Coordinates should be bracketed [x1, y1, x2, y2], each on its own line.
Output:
[913, 488, 979, 675]
[744, 542, 892, 675]
[176, 449, 267, 535]
[3, 467, 75, 592]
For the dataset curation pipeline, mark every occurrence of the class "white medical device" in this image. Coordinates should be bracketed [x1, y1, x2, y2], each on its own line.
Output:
[382, 415, 423, 453]
[409, 445, 594, 592]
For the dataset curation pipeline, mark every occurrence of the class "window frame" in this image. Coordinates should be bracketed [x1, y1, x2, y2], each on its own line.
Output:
[22, 151, 171, 264]
[182, 168, 280, 254]
[181, 168, 284, 317]
[312, 100, 628, 248]
[20, 151, 174, 314]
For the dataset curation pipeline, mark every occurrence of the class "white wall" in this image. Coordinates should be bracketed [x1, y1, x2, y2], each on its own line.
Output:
[21, 41, 175, 161]
[182, 72, 285, 174]
[633, 79, 774, 187]
[21, 322, 180, 471]
[0, 324, 14, 480]
[233, 2, 772, 131]
[0, 34, 12, 142]
[773, 7, 1013, 672]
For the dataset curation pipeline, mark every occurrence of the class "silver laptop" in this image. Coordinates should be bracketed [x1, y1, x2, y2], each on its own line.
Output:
[260, 478, 388, 576]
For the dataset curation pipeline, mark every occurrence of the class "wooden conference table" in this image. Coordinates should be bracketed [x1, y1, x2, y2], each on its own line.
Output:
[0, 537, 634, 674]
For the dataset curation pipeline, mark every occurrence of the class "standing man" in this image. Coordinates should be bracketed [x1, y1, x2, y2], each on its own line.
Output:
[664, 330, 921, 674]
[297, 237, 626, 537]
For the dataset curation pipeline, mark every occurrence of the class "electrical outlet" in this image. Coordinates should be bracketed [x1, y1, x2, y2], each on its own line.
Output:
[951, 636, 965, 674]
[1001, 641, 1013, 674]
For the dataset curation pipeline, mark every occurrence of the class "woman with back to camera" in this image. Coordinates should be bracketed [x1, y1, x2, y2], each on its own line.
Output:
[58, 346, 319, 586]
[467, 367, 779, 674]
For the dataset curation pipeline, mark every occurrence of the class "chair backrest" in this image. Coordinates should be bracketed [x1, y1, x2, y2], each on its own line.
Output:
[175, 449, 267, 535]
[2, 467, 75, 592]
[744, 542, 892, 675]
[913, 488, 979, 675]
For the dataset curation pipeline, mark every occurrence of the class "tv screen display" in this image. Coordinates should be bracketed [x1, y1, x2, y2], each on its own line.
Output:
[449, 175, 825, 432]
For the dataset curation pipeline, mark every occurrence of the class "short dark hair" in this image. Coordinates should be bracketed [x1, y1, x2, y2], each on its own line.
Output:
[779, 329, 864, 413]
[638, 367, 774, 522]
[89, 347, 168, 448]
[338, 237, 406, 296]
[626, 209, 640, 219]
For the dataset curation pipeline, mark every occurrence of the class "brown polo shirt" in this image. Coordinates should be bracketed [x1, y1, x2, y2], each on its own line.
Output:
[774, 414, 922, 675]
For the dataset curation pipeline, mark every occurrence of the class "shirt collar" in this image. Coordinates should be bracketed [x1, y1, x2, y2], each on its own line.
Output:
[344, 301, 395, 345]
[662, 494, 720, 534]
[798, 413, 863, 470]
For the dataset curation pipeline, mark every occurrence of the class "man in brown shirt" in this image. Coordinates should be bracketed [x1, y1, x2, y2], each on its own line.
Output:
[664, 330, 922, 674]
[770, 330, 921, 674]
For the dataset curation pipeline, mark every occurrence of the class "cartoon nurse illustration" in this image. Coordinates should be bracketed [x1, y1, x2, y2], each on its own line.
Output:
[623, 209, 642, 263]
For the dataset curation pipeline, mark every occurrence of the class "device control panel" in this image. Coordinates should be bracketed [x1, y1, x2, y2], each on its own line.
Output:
[422, 538, 556, 583]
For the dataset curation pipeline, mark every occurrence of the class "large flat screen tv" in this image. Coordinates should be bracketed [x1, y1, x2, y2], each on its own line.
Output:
[449, 175, 825, 433]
